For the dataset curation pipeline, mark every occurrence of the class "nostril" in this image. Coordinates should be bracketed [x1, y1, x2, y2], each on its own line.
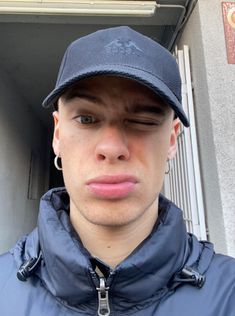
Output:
[118, 155, 126, 160]
[97, 154, 106, 161]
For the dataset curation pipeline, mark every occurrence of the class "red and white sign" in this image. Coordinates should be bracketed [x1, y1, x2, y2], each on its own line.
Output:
[222, 2, 235, 64]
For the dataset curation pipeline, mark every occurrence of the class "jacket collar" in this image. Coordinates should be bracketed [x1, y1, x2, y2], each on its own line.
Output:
[13, 188, 210, 311]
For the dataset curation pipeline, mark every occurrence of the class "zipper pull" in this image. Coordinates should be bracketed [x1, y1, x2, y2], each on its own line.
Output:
[97, 277, 110, 316]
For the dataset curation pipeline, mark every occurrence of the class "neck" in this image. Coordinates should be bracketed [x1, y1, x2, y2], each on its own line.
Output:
[70, 200, 158, 269]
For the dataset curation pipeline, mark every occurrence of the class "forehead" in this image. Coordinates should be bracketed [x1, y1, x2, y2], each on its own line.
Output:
[61, 75, 169, 106]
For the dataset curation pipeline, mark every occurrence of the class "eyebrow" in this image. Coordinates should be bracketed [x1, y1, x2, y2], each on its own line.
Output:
[63, 91, 103, 105]
[131, 104, 166, 115]
[62, 89, 170, 116]
[129, 103, 169, 116]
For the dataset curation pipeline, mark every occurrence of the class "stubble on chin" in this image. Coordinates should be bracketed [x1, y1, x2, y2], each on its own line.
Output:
[69, 194, 159, 229]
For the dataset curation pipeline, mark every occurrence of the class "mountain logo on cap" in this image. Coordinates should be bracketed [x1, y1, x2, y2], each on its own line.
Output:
[105, 38, 142, 55]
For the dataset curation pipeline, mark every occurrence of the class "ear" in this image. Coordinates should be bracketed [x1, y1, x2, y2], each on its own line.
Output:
[167, 119, 181, 160]
[52, 111, 60, 156]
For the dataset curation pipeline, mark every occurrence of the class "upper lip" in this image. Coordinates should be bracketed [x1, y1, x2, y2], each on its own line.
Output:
[86, 174, 138, 184]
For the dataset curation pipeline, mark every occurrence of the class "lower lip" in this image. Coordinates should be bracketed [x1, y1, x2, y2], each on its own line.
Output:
[87, 182, 136, 199]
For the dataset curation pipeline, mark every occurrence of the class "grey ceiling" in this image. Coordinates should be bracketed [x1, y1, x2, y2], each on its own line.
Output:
[0, 0, 196, 129]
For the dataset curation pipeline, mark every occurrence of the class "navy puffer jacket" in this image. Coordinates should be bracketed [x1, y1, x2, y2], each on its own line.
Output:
[0, 188, 235, 315]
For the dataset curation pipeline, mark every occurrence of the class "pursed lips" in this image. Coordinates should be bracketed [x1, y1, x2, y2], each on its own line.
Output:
[86, 174, 138, 199]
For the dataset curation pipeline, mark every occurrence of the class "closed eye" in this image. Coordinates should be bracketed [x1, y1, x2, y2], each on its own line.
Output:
[126, 119, 161, 126]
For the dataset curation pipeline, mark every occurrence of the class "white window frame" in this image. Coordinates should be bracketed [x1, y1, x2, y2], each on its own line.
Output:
[163, 45, 207, 241]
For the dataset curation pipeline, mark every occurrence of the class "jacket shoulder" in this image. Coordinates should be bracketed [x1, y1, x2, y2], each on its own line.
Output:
[0, 251, 16, 291]
[206, 252, 235, 308]
[211, 252, 235, 272]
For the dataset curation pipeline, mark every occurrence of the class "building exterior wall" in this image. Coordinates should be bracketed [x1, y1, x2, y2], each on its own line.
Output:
[0, 69, 49, 254]
[179, 0, 235, 256]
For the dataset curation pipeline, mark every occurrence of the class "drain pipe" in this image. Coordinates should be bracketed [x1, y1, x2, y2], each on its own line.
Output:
[155, 3, 186, 51]
[155, 0, 199, 51]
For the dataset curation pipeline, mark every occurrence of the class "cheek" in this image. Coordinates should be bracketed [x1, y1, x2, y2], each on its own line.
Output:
[134, 132, 172, 194]
[132, 133, 171, 170]
[59, 129, 92, 174]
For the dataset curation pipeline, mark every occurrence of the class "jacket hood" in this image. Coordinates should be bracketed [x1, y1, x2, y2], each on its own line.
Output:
[11, 188, 214, 312]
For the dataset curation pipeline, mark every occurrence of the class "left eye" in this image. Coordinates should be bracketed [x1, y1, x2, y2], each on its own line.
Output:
[127, 119, 158, 126]
[77, 115, 96, 124]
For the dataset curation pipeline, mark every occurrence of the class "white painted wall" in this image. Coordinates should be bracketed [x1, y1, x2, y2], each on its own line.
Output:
[0, 69, 49, 254]
[179, 0, 235, 256]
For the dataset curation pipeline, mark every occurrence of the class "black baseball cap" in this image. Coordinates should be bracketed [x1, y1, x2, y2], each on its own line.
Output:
[42, 26, 189, 127]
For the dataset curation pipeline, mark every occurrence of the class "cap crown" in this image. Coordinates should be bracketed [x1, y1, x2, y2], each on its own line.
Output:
[43, 26, 189, 127]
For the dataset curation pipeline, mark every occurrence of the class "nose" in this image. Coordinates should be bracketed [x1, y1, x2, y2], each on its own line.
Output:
[95, 125, 130, 163]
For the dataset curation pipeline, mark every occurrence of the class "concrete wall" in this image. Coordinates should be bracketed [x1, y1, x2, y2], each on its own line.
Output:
[179, 0, 235, 256]
[0, 69, 49, 254]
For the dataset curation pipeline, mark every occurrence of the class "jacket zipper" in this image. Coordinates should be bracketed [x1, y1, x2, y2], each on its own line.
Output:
[96, 276, 111, 316]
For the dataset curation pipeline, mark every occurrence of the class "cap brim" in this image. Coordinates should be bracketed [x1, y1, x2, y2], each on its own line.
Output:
[42, 65, 190, 127]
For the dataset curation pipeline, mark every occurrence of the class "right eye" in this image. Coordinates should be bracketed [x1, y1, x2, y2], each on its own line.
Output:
[76, 115, 96, 124]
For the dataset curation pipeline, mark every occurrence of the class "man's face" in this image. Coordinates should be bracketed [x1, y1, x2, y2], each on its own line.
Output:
[53, 76, 180, 227]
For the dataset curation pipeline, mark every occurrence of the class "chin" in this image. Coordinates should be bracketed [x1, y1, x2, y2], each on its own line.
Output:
[83, 208, 141, 228]
[79, 198, 155, 228]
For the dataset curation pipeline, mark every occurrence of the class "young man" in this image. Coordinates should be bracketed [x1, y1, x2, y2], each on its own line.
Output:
[0, 26, 234, 316]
